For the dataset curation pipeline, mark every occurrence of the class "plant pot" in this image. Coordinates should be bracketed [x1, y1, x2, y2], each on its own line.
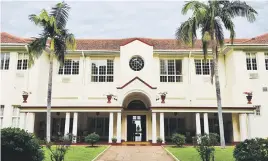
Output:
[246, 95, 252, 104]
[107, 95, 112, 103]
[22, 94, 28, 103]
[161, 95, 166, 103]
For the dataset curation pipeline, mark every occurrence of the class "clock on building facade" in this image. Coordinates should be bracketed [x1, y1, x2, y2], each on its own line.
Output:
[129, 56, 144, 71]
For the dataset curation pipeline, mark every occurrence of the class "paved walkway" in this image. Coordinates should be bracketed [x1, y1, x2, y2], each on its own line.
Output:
[96, 146, 174, 161]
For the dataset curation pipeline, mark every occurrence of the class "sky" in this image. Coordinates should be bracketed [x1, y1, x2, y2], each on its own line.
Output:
[1, 0, 268, 39]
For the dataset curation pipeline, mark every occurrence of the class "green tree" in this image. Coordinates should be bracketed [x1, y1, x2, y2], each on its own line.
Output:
[176, 0, 257, 147]
[27, 1, 76, 142]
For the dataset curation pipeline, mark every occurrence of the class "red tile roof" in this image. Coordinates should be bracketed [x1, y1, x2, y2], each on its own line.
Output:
[1, 32, 267, 51]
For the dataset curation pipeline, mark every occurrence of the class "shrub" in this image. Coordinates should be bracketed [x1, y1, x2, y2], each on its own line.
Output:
[1, 127, 44, 161]
[171, 133, 186, 147]
[157, 137, 163, 143]
[112, 137, 117, 143]
[85, 132, 100, 146]
[46, 136, 72, 161]
[194, 133, 219, 161]
[233, 138, 268, 161]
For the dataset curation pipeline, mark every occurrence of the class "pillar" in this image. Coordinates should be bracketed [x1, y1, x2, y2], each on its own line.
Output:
[152, 112, 157, 143]
[239, 113, 248, 141]
[19, 112, 26, 129]
[232, 113, 240, 142]
[196, 113, 201, 135]
[64, 112, 70, 135]
[72, 112, 78, 143]
[203, 113, 209, 134]
[116, 112, 121, 143]
[108, 112, 114, 143]
[160, 112, 165, 143]
[26, 113, 35, 133]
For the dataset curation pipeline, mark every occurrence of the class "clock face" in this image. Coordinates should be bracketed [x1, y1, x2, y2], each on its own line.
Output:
[129, 56, 144, 71]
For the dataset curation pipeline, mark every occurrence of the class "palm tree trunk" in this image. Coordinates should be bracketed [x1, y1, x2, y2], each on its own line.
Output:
[46, 54, 53, 143]
[211, 30, 226, 148]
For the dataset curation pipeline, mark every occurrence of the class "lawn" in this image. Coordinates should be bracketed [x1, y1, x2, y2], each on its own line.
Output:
[43, 146, 108, 161]
[165, 146, 235, 161]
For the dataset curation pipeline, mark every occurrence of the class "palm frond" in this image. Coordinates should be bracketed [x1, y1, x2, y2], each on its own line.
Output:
[214, 18, 224, 47]
[175, 18, 197, 47]
[53, 37, 67, 64]
[50, 1, 70, 30]
[223, 1, 258, 22]
[182, 1, 208, 15]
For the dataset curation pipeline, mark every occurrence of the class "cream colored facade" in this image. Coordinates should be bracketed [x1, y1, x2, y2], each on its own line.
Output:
[1, 33, 268, 144]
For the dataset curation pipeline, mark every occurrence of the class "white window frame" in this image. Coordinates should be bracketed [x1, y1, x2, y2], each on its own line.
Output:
[12, 106, 20, 128]
[265, 53, 268, 71]
[58, 59, 80, 75]
[194, 59, 212, 75]
[1, 53, 10, 70]
[17, 53, 28, 70]
[254, 105, 261, 116]
[246, 53, 257, 71]
[0, 105, 4, 128]
[90, 59, 114, 82]
[159, 59, 183, 82]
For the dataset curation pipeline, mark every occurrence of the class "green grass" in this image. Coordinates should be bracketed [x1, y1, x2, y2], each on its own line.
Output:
[43, 146, 107, 161]
[165, 146, 235, 161]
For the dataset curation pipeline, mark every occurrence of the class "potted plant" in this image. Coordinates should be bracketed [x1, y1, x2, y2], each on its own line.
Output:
[243, 92, 253, 104]
[112, 137, 117, 144]
[22, 91, 31, 103]
[157, 137, 163, 145]
[159, 92, 168, 103]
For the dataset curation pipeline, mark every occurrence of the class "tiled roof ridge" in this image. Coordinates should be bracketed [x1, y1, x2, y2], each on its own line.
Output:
[242, 33, 268, 43]
[0, 32, 28, 43]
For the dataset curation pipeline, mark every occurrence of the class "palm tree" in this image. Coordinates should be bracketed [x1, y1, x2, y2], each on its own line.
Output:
[27, 2, 76, 142]
[176, 0, 257, 147]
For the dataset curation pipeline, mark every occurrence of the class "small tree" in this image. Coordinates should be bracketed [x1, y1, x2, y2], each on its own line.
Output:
[233, 138, 268, 161]
[193, 133, 219, 161]
[1, 128, 44, 161]
[46, 135, 72, 161]
[85, 132, 100, 146]
[171, 133, 186, 147]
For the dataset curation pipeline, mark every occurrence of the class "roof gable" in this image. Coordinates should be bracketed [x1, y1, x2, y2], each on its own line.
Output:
[117, 77, 157, 89]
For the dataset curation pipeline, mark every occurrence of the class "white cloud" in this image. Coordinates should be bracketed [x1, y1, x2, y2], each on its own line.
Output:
[1, 1, 267, 39]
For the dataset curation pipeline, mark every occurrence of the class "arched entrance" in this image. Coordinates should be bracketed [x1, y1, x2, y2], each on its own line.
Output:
[122, 92, 151, 142]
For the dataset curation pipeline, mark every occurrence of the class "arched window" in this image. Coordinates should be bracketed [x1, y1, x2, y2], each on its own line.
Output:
[127, 100, 147, 110]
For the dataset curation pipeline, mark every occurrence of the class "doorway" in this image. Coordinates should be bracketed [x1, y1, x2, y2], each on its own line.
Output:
[127, 115, 146, 142]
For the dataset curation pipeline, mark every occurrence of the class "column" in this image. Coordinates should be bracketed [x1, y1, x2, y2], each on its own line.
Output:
[195, 113, 201, 135]
[64, 112, 70, 135]
[72, 112, 78, 143]
[232, 113, 240, 142]
[19, 112, 26, 129]
[26, 113, 35, 133]
[108, 112, 114, 143]
[152, 112, 157, 143]
[203, 113, 209, 134]
[247, 114, 251, 139]
[239, 113, 247, 141]
[116, 112, 121, 143]
[160, 112, 165, 143]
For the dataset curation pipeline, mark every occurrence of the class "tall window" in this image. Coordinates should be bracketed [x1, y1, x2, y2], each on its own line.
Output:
[160, 59, 182, 82]
[17, 53, 28, 70]
[246, 53, 257, 70]
[0, 105, 4, 128]
[265, 53, 268, 70]
[12, 107, 20, 128]
[58, 59, 79, 75]
[91, 59, 114, 82]
[1, 53, 10, 70]
[194, 59, 212, 75]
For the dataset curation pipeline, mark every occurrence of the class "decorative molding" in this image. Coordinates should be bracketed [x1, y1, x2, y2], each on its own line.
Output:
[117, 77, 157, 89]
[88, 97, 106, 100]
[196, 97, 216, 100]
[52, 97, 79, 100]
[166, 97, 186, 100]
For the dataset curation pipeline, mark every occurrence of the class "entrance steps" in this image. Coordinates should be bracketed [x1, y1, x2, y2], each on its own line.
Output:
[122, 141, 152, 146]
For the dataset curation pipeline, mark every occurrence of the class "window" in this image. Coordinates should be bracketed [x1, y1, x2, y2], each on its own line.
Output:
[254, 105, 261, 116]
[1, 53, 10, 70]
[194, 59, 212, 75]
[12, 107, 20, 128]
[265, 53, 268, 70]
[0, 105, 4, 128]
[58, 59, 79, 75]
[246, 53, 257, 70]
[160, 59, 182, 82]
[91, 59, 114, 82]
[17, 53, 28, 70]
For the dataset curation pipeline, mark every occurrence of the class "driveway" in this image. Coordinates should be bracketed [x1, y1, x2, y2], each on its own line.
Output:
[96, 146, 174, 161]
